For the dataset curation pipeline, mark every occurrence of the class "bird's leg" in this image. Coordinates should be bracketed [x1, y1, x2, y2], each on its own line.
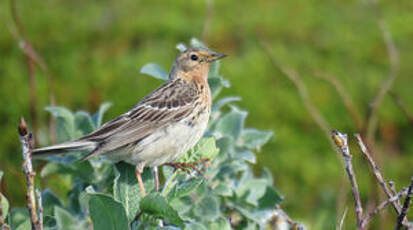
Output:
[152, 166, 159, 192]
[135, 164, 146, 197]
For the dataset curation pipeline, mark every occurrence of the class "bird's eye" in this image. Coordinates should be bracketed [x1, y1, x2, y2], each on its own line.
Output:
[190, 54, 198, 61]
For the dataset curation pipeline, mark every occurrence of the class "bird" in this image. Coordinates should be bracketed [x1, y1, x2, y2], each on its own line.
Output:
[32, 48, 226, 197]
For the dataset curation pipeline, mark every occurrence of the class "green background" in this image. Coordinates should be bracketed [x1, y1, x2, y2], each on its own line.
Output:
[1, 0, 412, 229]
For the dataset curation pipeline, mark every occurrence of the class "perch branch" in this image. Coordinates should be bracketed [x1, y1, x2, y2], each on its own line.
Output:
[18, 118, 42, 230]
[395, 177, 413, 230]
[332, 130, 363, 229]
[361, 187, 408, 228]
[314, 71, 363, 131]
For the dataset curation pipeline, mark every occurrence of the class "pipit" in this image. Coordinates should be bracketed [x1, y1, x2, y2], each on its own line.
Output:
[33, 48, 226, 196]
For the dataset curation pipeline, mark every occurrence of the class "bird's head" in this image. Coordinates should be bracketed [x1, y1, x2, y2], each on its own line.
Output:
[169, 48, 226, 81]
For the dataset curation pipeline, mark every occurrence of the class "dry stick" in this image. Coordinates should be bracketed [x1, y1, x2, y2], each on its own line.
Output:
[332, 130, 364, 229]
[366, 3, 400, 142]
[389, 92, 413, 128]
[314, 71, 364, 131]
[389, 181, 403, 209]
[18, 118, 42, 230]
[395, 177, 413, 230]
[354, 134, 409, 226]
[10, 0, 57, 143]
[361, 187, 408, 228]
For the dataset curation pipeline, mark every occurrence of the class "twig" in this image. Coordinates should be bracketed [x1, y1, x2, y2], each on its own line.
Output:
[395, 177, 413, 230]
[273, 205, 305, 230]
[389, 180, 402, 208]
[10, 0, 57, 143]
[259, 39, 335, 150]
[332, 130, 363, 229]
[201, 0, 213, 41]
[361, 187, 408, 228]
[35, 189, 43, 228]
[314, 71, 364, 131]
[366, 1, 400, 142]
[337, 207, 348, 230]
[389, 92, 413, 128]
[18, 118, 42, 230]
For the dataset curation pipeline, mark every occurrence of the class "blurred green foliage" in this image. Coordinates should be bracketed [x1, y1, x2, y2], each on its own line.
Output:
[0, 0, 413, 229]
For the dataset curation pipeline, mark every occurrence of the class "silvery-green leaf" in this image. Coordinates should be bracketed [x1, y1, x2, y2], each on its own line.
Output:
[45, 106, 75, 142]
[0, 170, 3, 181]
[237, 178, 267, 206]
[257, 186, 283, 210]
[261, 168, 273, 186]
[185, 222, 207, 230]
[235, 149, 256, 163]
[140, 63, 168, 81]
[0, 193, 8, 222]
[215, 106, 247, 141]
[41, 161, 94, 182]
[207, 217, 231, 230]
[213, 183, 233, 197]
[74, 111, 95, 135]
[9, 208, 30, 230]
[92, 102, 112, 128]
[55, 206, 77, 230]
[208, 77, 230, 99]
[88, 194, 129, 230]
[212, 96, 241, 113]
[241, 129, 274, 151]
[176, 43, 187, 52]
[189, 38, 207, 49]
[140, 193, 184, 228]
[208, 61, 221, 78]
[194, 195, 219, 221]
[113, 162, 142, 222]
[169, 177, 203, 200]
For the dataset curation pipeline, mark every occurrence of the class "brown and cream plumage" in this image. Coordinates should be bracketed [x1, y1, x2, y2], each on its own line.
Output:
[33, 48, 226, 196]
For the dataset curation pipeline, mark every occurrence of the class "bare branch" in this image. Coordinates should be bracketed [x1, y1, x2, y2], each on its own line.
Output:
[354, 134, 409, 226]
[395, 177, 413, 230]
[18, 118, 42, 230]
[314, 71, 364, 131]
[366, 2, 400, 142]
[362, 187, 408, 228]
[332, 130, 363, 229]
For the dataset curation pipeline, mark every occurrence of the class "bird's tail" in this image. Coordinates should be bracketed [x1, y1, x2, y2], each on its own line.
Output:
[32, 140, 96, 158]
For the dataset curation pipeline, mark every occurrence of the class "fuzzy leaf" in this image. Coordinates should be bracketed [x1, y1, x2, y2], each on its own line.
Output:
[88, 194, 129, 230]
[42, 189, 63, 217]
[0, 193, 8, 222]
[212, 96, 241, 113]
[45, 106, 75, 142]
[113, 162, 142, 222]
[55, 206, 77, 230]
[74, 111, 95, 135]
[208, 217, 231, 230]
[9, 208, 30, 230]
[140, 193, 184, 228]
[235, 149, 256, 163]
[41, 161, 94, 182]
[257, 186, 283, 209]
[169, 177, 203, 199]
[241, 129, 273, 151]
[208, 77, 230, 99]
[190, 38, 207, 49]
[194, 195, 219, 221]
[185, 222, 207, 230]
[215, 106, 247, 141]
[92, 102, 112, 128]
[140, 63, 168, 81]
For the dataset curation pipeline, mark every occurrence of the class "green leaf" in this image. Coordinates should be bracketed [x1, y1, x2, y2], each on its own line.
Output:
[194, 195, 219, 221]
[93, 102, 112, 128]
[55, 206, 77, 230]
[89, 194, 129, 230]
[213, 183, 233, 197]
[140, 63, 168, 81]
[235, 149, 256, 163]
[42, 189, 63, 217]
[241, 129, 273, 151]
[45, 106, 75, 142]
[9, 208, 31, 230]
[215, 106, 247, 141]
[74, 111, 95, 135]
[41, 161, 94, 182]
[176, 43, 187, 52]
[212, 96, 241, 113]
[0, 193, 9, 222]
[169, 177, 203, 199]
[185, 222, 207, 230]
[0, 170, 3, 181]
[113, 162, 142, 222]
[237, 178, 268, 206]
[208, 77, 230, 99]
[189, 38, 207, 49]
[207, 217, 231, 230]
[257, 186, 283, 210]
[140, 193, 184, 228]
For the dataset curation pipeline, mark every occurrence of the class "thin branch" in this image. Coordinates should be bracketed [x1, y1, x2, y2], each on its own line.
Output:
[389, 92, 413, 128]
[314, 71, 364, 131]
[273, 205, 305, 230]
[362, 187, 408, 228]
[354, 134, 409, 226]
[337, 207, 348, 230]
[389, 180, 402, 208]
[366, 2, 400, 142]
[10, 0, 57, 143]
[18, 118, 42, 230]
[259, 39, 337, 151]
[332, 130, 363, 229]
[35, 189, 43, 228]
[201, 0, 213, 41]
[395, 177, 413, 230]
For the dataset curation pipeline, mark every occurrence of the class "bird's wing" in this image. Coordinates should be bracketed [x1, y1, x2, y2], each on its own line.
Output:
[80, 78, 201, 159]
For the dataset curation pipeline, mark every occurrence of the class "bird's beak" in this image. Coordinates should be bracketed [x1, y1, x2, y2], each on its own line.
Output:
[208, 52, 227, 62]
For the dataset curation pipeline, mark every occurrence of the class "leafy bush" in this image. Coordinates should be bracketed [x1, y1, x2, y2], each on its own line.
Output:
[0, 40, 291, 230]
